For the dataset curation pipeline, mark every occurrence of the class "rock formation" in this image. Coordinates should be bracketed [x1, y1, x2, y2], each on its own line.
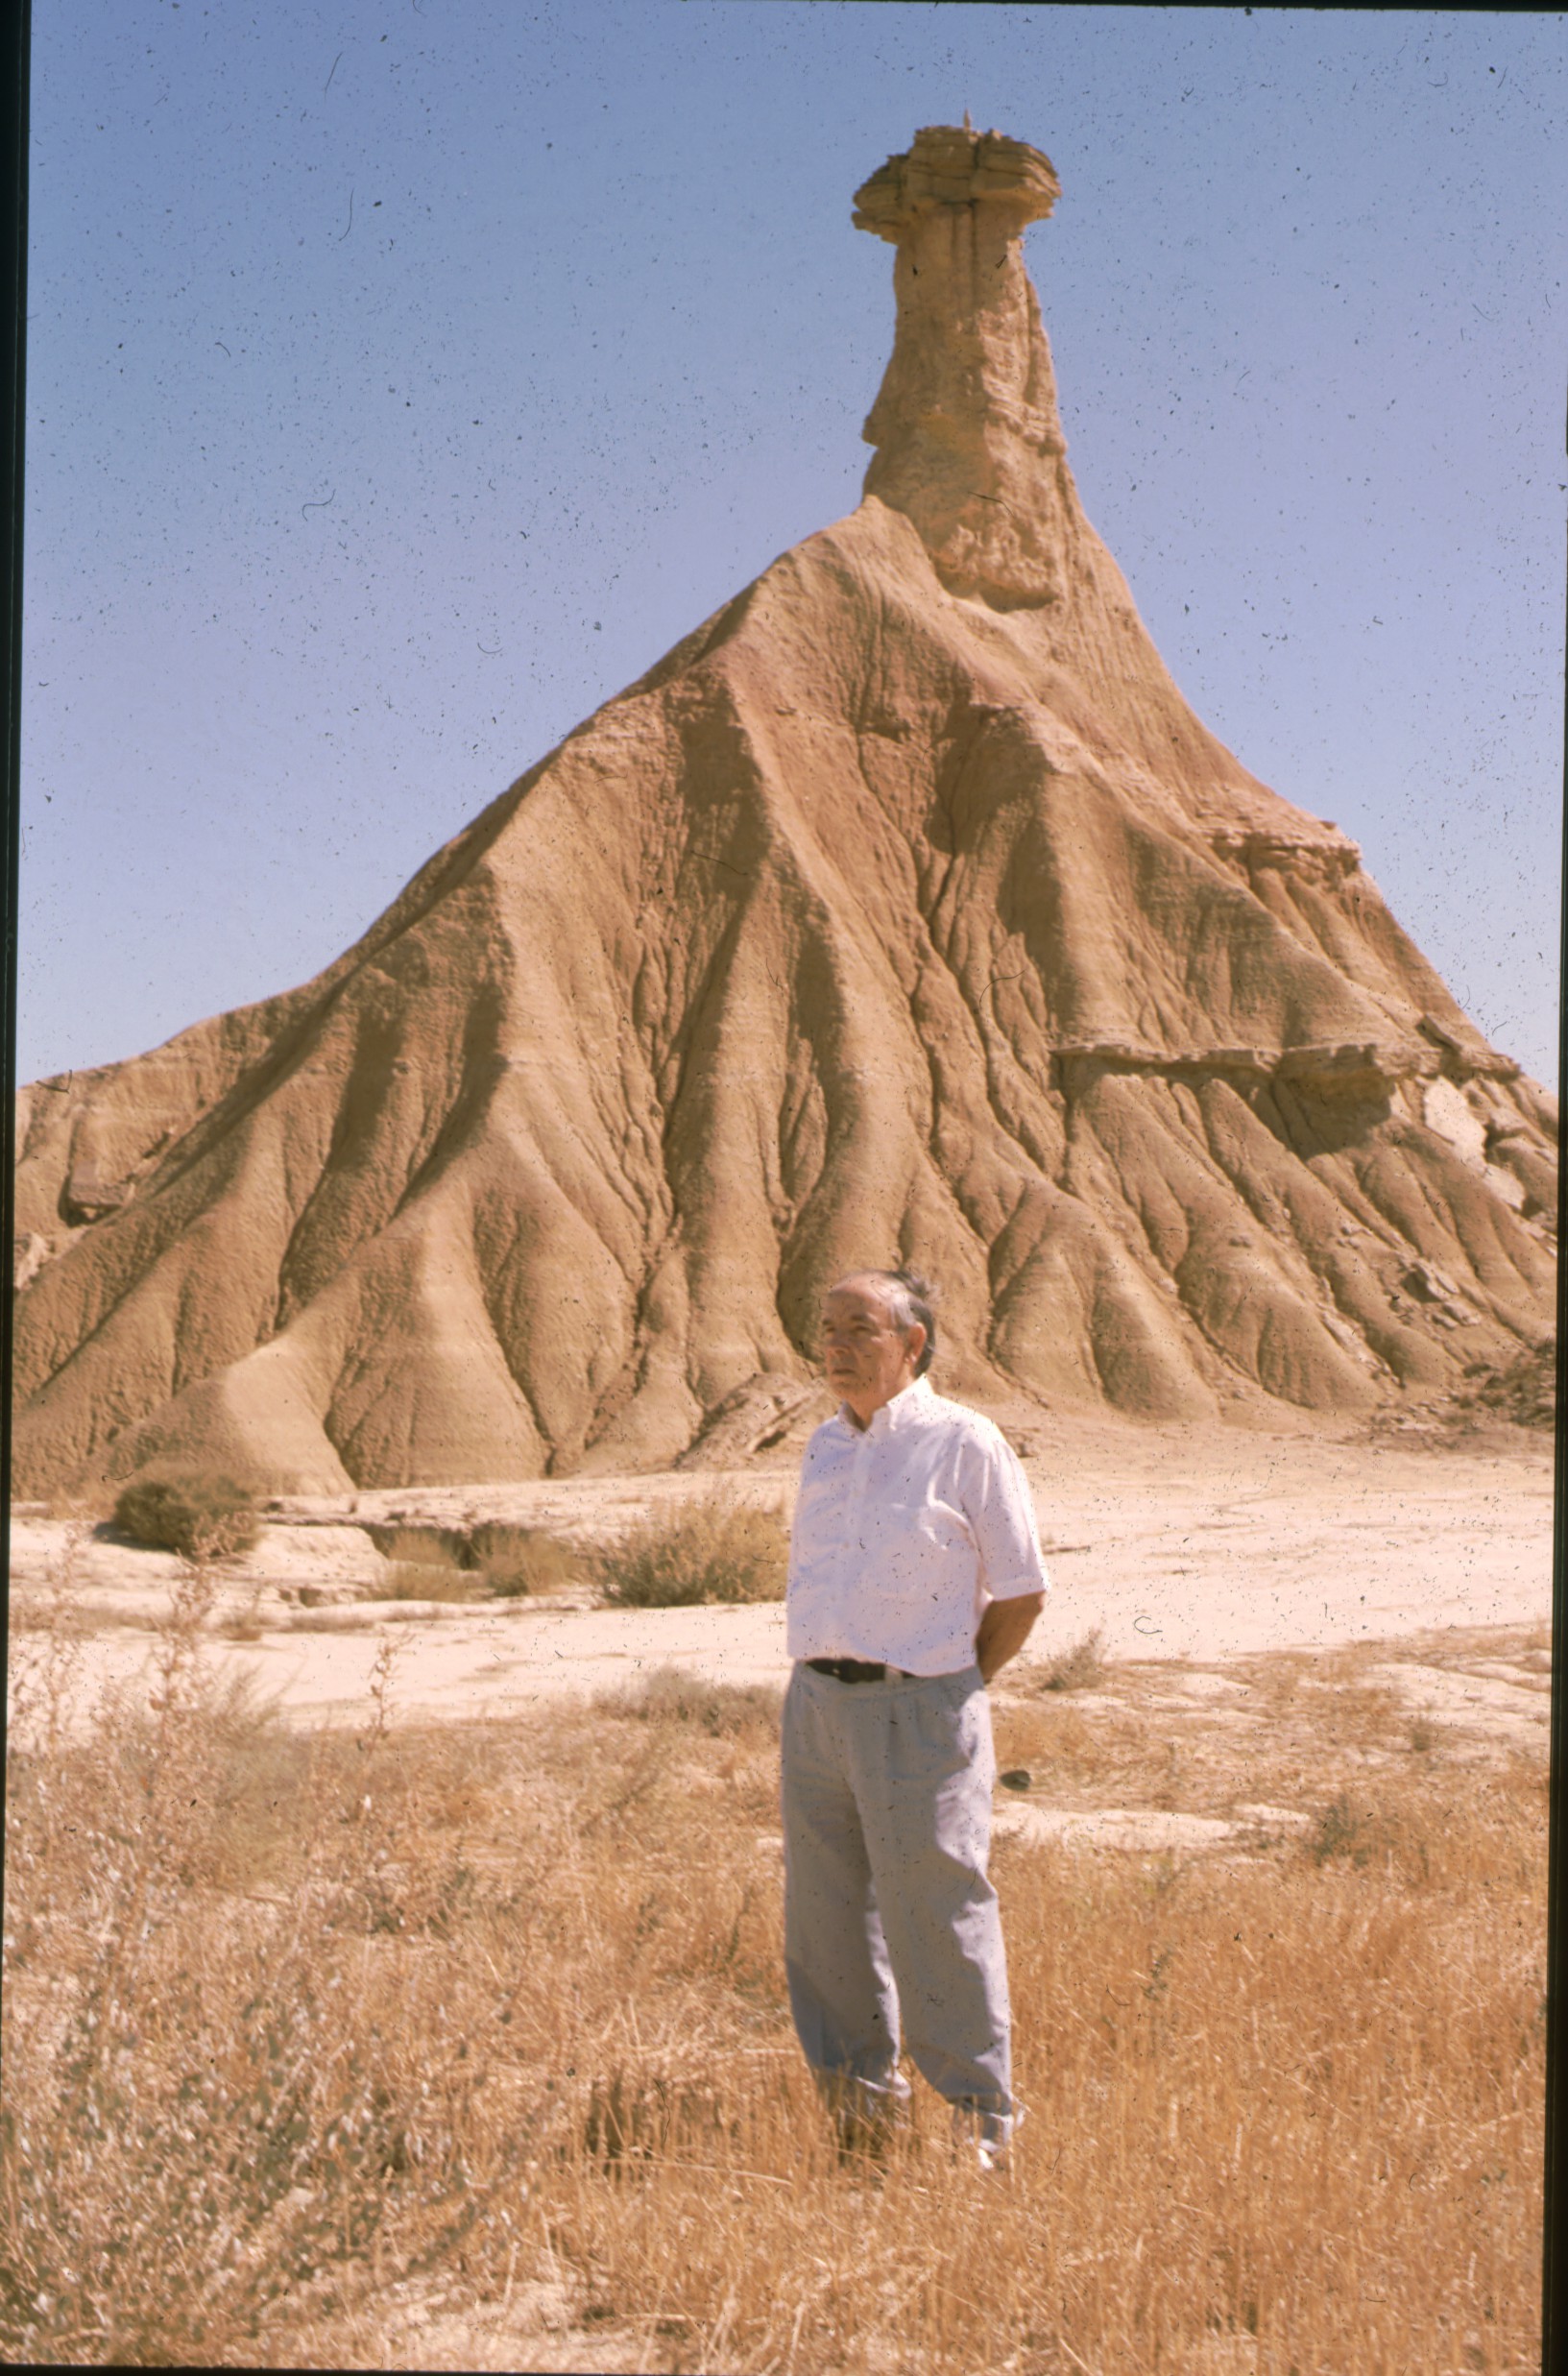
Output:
[12, 126, 1556, 1495]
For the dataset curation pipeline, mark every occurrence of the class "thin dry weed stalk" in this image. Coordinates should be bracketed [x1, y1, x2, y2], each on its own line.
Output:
[1, 1617, 1545, 2371]
[0, 1597, 549, 2364]
[7, 1525, 92, 1754]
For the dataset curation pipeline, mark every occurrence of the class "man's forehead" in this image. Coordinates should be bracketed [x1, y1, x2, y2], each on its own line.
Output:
[822, 1274, 898, 1320]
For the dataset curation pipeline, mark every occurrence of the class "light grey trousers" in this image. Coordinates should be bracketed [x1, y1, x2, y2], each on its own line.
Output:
[780, 1661, 1015, 2147]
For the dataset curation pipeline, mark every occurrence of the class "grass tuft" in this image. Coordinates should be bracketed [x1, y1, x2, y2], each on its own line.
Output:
[591, 1489, 789, 1608]
[598, 1665, 784, 1739]
[471, 1523, 588, 1597]
[366, 1520, 590, 1597]
[1306, 1790, 1435, 1885]
[1038, 1624, 1108, 1692]
[383, 1559, 488, 1605]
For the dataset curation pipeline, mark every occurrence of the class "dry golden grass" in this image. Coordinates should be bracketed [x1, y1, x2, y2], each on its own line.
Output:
[592, 1489, 789, 1608]
[471, 1523, 589, 1598]
[365, 1520, 591, 1598]
[1, 1586, 1545, 2371]
[383, 1559, 491, 1605]
[1035, 1623, 1107, 1693]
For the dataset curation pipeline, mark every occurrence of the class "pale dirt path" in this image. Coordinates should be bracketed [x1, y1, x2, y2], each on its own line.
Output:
[9, 1423, 1553, 1736]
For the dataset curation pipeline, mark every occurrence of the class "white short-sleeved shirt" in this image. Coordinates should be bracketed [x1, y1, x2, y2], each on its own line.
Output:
[785, 1375, 1049, 1677]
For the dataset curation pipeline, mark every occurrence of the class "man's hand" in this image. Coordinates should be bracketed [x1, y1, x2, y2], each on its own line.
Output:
[975, 1590, 1045, 1684]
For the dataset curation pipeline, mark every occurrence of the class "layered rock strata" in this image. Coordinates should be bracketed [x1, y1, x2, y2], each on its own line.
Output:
[12, 126, 1555, 1494]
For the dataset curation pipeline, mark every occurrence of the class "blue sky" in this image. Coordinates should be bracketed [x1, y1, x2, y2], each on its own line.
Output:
[20, 3, 1566, 1086]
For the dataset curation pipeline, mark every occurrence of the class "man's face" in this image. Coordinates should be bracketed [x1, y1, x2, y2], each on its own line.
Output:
[819, 1277, 926, 1429]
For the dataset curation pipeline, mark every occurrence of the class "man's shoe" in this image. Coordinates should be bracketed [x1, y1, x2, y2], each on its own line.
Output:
[951, 2099, 1023, 2175]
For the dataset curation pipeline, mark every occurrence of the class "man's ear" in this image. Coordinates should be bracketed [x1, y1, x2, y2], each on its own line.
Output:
[905, 1322, 928, 1371]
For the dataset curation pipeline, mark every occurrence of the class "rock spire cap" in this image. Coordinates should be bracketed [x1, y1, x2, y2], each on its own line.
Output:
[853, 123, 1060, 243]
[855, 124, 1068, 607]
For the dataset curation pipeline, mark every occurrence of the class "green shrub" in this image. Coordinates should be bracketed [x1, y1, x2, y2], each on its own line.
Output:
[593, 1490, 789, 1609]
[112, 1469, 261, 1562]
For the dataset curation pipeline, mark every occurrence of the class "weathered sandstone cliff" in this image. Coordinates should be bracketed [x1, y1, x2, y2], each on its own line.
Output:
[12, 126, 1555, 1493]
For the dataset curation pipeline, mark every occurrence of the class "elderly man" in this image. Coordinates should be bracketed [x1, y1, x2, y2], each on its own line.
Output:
[782, 1266, 1048, 2171]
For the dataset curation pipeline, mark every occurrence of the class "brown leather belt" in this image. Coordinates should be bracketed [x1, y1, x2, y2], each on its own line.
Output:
[806, 1657, 912, 1685]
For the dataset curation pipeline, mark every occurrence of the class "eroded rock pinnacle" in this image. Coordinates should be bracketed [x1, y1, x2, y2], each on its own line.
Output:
[856, 124, 1070, 608]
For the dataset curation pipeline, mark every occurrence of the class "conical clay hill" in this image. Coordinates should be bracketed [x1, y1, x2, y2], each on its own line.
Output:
[12, 126, 1556, 1496]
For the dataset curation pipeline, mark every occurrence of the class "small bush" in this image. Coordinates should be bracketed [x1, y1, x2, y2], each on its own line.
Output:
[364, 1521, 589, 1596]
[0, 1592, 526, 2364]
[593, 1490, 788, 1609]
[1040, 1625, 1107, 1693]
[112, 1469, 261, 1562]
[472, 1523, 588, 1597]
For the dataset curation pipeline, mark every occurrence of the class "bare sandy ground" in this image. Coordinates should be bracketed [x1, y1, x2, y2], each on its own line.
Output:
[7, 1421, 1553, 2372]
[9, 1420, 1553, 1739]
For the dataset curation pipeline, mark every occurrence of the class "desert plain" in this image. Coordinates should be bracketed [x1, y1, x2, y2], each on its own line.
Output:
[5, 1409, 1552, 2372]
[6, 1414, 1555, 1734]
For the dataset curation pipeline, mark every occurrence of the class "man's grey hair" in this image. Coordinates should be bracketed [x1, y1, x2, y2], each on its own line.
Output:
[840, 1266, 939, 1376]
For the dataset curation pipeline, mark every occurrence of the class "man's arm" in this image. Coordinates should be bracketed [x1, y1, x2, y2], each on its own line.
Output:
[975, 1590, 1045, 1684]
[961, 1425, 1049, 1683]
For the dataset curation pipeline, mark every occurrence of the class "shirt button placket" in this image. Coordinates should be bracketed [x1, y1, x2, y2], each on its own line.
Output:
[852, 1428, 871, 1549]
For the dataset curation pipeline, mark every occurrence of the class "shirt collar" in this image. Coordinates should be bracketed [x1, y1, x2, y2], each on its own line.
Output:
[836, 1373, 933, 1439]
